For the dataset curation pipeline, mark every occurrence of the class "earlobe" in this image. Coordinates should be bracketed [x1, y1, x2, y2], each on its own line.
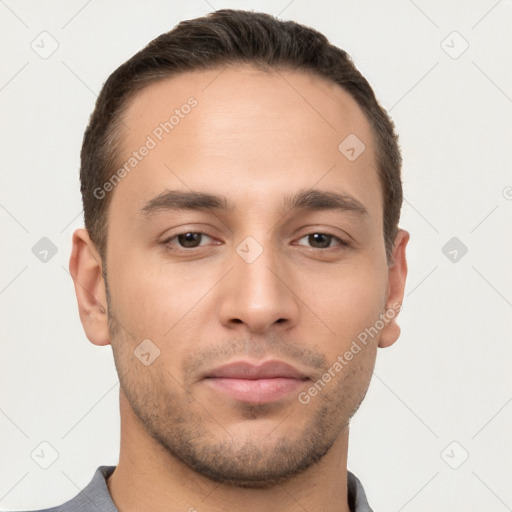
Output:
[378, 229, 409, 349]
[69, 229, 111, 346]
[378, 316, 401, 348]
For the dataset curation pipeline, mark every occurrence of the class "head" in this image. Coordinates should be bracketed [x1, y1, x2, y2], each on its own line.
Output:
[70, 9, 408, 488]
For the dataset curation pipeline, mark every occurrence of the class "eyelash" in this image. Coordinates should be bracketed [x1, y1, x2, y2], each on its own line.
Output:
[162, 232, 349, 251]
[163, 232, 218, 250]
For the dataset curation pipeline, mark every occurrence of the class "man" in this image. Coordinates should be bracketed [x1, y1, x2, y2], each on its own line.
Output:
[23, 8, 408, 512]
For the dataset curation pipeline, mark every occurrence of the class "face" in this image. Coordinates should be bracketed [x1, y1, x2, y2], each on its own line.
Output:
[75, 65, 408, 488]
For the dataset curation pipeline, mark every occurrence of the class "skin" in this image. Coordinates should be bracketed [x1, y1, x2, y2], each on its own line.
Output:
[70, 65, 408, 512]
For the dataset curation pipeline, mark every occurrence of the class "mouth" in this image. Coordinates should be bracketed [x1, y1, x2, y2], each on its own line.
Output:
[202, 360, 309, 405]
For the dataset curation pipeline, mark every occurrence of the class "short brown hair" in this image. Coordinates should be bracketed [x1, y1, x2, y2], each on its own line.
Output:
[80, 9, 403, 261]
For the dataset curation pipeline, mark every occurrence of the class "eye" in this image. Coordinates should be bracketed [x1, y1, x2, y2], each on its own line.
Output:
[165, 232, 214, 249]
[296, 233, 346, 249]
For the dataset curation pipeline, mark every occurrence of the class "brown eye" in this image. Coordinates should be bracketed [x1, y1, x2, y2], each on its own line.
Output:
[308, 233, 332, 248]
[177, 233, 202, 248]
[176, 232, 204, 248]
[296, 233, 344, 249]
[162, 231, 220, 253]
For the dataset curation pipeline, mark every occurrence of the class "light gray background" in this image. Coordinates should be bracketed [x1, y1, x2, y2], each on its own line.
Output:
[1, 0, 511, 510]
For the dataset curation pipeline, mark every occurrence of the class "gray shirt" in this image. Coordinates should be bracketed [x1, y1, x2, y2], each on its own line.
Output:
[18, 466, 373, 512]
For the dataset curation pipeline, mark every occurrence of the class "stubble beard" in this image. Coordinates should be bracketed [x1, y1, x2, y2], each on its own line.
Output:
[105, 283, 373, 488]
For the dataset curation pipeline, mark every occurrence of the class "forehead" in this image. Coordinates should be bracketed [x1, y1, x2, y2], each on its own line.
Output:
[121, 64, 374, 148]
[111, 65, 380, 216]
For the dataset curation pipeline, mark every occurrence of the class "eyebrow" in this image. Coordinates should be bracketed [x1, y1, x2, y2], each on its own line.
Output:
[140, 188, 367, 217]
[284, 189, 368, 216]
[141, 190, 231, 215]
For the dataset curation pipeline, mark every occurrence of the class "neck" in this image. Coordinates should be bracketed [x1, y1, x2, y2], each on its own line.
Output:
[107, 392, 351, 512]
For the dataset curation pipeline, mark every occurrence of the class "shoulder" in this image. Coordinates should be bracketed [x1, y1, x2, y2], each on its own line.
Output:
[10, 466, 117, 512]
[347, 470, 374, 512]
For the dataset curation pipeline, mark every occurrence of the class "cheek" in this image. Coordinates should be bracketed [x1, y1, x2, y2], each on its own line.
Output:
[106, 249, 216, 346]
[302, 260, 388, 343]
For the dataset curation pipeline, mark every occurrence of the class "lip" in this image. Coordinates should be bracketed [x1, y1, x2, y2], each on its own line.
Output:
[203, 360, 309, 405]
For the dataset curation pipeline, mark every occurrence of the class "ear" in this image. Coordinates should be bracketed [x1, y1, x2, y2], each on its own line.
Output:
[69, 228, 111, 346]
[378, 229, 409, 348]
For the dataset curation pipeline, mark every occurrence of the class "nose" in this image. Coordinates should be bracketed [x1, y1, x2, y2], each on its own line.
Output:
[217, 242, 300, 334]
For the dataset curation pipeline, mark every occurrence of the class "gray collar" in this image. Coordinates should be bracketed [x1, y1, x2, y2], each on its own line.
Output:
[35, 465, 373, 511]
